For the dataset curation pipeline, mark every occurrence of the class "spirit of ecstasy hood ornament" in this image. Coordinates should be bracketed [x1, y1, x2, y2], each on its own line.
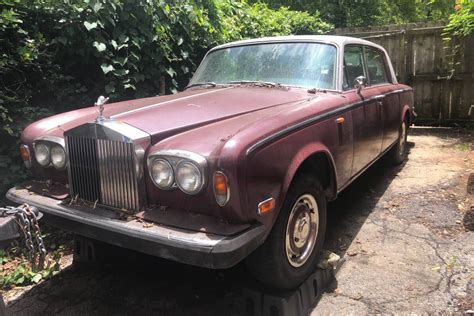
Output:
[94, 95, 109, 122]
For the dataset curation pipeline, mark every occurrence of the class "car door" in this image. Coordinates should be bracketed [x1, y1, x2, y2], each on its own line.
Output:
[364, 46, 400, 150]
[343, 45, 384, 177]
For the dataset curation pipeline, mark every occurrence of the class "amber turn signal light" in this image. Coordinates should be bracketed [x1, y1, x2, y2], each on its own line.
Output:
[214, 171, 229, 206]
[258, 198, 275, 215]
[20, 144, 32, 168]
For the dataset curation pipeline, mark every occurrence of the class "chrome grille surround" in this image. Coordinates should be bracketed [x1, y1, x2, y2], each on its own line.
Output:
[65, 120, 149, 211]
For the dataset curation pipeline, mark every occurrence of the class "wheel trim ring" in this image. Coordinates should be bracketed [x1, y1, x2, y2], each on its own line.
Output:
[285, 193, 319, 268]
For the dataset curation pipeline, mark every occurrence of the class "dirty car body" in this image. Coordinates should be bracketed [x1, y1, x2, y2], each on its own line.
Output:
[7, 36, 413, 287]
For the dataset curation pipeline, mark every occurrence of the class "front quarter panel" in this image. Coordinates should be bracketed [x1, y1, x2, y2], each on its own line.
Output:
[243, 117, 340, 229]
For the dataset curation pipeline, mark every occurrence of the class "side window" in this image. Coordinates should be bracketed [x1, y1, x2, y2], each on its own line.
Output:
[365, 47, 389, 85]
[343, 45, 365, 90]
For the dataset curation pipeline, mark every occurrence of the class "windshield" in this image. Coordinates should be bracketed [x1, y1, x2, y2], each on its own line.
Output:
[190, 42, 337, 90]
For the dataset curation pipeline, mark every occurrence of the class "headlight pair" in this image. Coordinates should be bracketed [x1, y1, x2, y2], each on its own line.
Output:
[34, 139, 67, 170]
[149, 150, 206, 195]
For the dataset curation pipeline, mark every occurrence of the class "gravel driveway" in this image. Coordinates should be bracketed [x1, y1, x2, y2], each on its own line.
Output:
[4, 126, 473, 315]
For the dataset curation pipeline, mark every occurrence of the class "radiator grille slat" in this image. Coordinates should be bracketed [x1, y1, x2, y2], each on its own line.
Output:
[67, 136, 140, 211]
[67, 137, 101, 202]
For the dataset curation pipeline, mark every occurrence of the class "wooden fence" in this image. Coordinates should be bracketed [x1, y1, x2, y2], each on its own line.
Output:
[332, 22, 473, 123]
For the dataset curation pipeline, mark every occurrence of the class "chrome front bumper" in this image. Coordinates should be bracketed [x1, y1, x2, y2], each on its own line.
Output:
[6, 187, 265, 269]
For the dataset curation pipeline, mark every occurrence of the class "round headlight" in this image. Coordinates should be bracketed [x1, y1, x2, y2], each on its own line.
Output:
[34, 143, 50, 167]
[51, 145, 66, 169]
[176, 161, 203, 194]
[150, 158, 174, 189]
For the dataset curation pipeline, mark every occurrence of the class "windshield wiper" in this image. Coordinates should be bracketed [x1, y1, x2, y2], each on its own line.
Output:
[184, 82, 217, 90]
[307, 87, 327, 94]
[226, 80, 280, 87]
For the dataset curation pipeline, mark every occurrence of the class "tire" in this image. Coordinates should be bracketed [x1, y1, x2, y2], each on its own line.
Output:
[245, 176, 327, 290]
[387, 116, 409, 165]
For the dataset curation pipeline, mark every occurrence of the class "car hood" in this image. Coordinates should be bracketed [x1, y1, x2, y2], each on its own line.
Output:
[23, 86, 313, 144]
[109, 86, 310, 140]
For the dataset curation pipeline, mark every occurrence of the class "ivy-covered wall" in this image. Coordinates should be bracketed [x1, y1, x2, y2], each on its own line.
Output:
[0, 0, 332, 197]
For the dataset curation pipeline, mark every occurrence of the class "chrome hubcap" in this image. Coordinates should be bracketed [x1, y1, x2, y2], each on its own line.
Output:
[399, 121, 406, 156]
[285, 194, 319, 268]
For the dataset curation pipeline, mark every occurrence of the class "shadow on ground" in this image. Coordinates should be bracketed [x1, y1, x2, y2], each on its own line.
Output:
[6, 145, 415, 315]
[324, 141, 414, 259]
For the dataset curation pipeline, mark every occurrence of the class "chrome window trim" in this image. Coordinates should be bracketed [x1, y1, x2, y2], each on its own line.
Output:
[192, 41, 340, 92]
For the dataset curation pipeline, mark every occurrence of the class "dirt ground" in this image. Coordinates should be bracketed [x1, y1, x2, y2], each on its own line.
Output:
[3, 126, 474, 315]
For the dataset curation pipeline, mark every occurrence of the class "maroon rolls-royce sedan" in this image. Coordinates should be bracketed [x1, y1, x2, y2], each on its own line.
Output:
[7, 35, 413, 289]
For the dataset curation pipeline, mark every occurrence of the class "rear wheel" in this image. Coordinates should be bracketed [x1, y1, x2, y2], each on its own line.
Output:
[388, 116, 409, 165]
[246, 176, 327, 290]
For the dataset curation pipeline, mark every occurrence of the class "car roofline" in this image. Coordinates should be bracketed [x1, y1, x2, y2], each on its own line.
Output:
[209, 35, 382, 53]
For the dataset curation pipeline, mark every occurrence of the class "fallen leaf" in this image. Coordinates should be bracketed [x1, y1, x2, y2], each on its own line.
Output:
[431, 265, 441, 272]
[143, 222, 154, 228]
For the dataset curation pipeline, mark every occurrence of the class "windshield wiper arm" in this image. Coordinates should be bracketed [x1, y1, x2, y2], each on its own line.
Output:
[184, 82, 217, 90]
[226, 80, 279, 87]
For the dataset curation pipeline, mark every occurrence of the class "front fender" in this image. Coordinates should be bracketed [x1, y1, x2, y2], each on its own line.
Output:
[281, 143, 337, 202]
[244, 122, 338, 233]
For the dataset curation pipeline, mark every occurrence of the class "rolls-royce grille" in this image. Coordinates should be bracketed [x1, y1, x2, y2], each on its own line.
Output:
[66, 136, 141, 211]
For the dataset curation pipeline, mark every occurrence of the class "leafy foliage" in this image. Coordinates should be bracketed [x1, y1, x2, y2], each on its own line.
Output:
[218, 0, 331, 40]
[441, 0, 473, 75]
[444, 0, 474, 37]
[249, 0, 455, 28]
[0, 226, 71, 289]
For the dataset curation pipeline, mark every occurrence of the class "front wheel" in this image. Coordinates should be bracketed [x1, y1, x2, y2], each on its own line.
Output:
[245, 176, 327, 290]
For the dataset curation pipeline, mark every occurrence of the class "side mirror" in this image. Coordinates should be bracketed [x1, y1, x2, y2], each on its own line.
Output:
[354, 76, 368, 93]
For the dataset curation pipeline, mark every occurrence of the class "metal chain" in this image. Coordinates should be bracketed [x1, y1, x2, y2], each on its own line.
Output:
[15, 210, 35, 262]
[24, 206, 48, 269]
[0, 204, 47, 269]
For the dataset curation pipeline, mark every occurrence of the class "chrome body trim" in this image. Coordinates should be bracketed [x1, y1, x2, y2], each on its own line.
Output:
[214, 171, 230, 206]
[64, 119, 150, 211]
[20, 144, 32, 169]
[147, 149, 208, 195]
[148, 158, 175, 190]
[33, 136, 67, 169]
[257, 197, 276, 216]
[34, 135, 66, 147]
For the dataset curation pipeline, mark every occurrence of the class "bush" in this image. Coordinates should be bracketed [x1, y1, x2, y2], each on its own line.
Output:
[218, 1, 332, 40]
